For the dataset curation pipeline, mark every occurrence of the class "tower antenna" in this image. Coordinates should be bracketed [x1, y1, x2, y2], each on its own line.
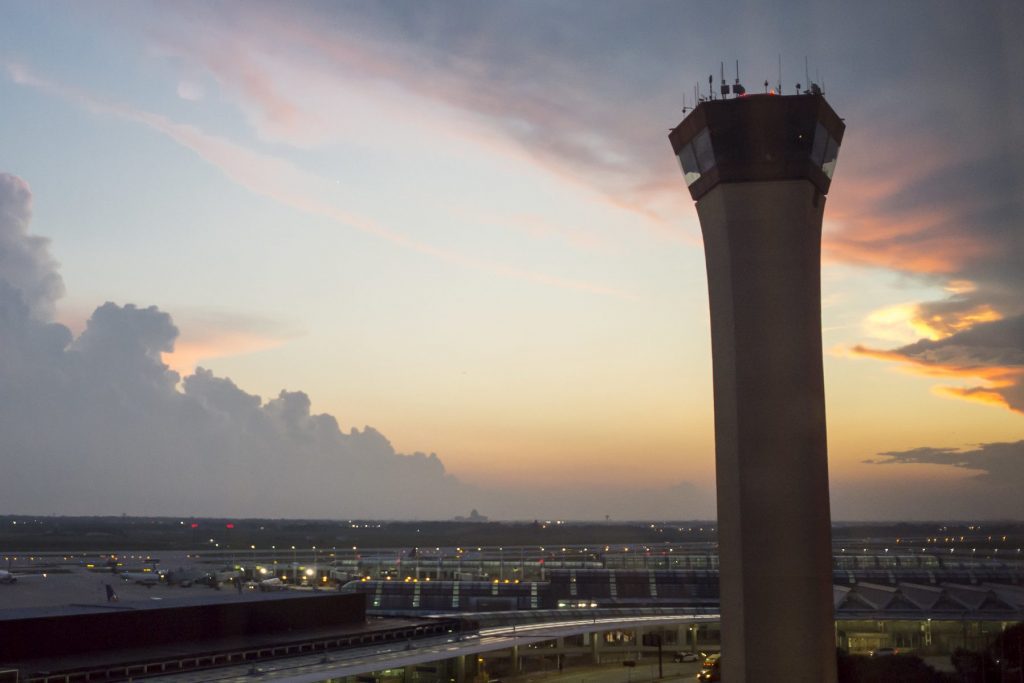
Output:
[805, 56, 810, 93]
[777, 53, 782, 93]
[720, 62, 728, 98]
[732, 60, 745, 96]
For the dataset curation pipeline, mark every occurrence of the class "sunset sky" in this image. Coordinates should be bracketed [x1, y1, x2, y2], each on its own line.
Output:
[1, 1, 1021, 520]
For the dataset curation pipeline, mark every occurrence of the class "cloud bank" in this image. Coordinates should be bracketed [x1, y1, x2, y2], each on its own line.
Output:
[855, 316, 1024, 413]
[0, 173, 704, 519]
[0, 171, 464, 517]
[134, 1, 1024, 414]
[860, 441, 1024, 519]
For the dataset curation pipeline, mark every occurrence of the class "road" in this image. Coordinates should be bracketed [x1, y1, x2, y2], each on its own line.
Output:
[145, 616, 718, 683]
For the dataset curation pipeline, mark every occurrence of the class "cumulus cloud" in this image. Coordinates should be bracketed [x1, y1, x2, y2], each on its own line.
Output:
[0, 173, 64, 320]
[0, 300, 471, 516]
[0, 173, 699, 519]
[0, 175, 468, 517]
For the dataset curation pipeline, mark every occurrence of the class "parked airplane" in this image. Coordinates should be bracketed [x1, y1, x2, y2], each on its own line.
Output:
[256, 577, 288, 591]
[0, 569, 45, 584]
[117, 570, 164, 586]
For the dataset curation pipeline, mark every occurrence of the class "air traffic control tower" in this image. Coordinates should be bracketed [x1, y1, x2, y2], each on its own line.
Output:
[669, 85, 844, 682]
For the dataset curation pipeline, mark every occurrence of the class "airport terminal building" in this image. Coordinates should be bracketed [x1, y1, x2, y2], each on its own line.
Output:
[1, 549, 1020, 682]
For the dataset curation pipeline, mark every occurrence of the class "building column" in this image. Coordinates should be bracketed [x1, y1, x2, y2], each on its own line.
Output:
[591, 631, 602, 664]
[455, 655, 467, 683]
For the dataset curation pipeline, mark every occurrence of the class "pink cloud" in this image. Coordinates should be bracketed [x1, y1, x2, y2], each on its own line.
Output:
[142, 7, 688, 241]
[5, 63, 633, 300]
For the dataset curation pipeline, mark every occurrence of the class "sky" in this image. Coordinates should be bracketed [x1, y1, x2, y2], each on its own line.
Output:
[0, 1, 1021, 520]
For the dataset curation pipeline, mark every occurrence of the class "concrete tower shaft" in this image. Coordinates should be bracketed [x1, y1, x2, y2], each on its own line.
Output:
[669, 94, 844, 683]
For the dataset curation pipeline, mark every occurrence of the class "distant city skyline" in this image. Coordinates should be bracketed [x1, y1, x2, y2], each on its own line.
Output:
[0, 1, 1021, 520]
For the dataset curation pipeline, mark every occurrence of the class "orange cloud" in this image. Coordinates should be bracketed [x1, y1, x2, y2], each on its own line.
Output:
[863, 299, 1003, 344]
[823, 211, 993, 275]
[934, 385, 1013, 411]
[164, 331, 288, 377]
[852, 340, 1024, 415]
[916, 303, 1002, 338]
[819, 116, 1004, 279]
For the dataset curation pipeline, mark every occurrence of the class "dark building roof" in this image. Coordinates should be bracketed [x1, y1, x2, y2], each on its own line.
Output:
[0, 591, 366, 663]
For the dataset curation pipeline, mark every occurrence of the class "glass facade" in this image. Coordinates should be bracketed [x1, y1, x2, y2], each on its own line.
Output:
[679, 120, 838, 190]
[813, 121, 841, 178]
[822, 134, 840, 178]
[693, 129, 715, 173]
[676, 128, 716, 187]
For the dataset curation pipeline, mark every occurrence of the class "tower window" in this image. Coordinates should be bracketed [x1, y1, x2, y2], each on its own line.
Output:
[812, 122, 840, 178]
[821, 136, 840, 179]
[676, 129, 715, 187]
[693, 129, 716, 173]
[677, 144, 701, 186]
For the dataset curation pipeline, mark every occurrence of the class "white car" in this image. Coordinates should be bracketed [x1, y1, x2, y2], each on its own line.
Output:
[673, 652, 699, 663]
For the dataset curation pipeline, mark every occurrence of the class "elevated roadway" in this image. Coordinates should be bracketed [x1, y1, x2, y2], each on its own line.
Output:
[146, 610, 721, 683]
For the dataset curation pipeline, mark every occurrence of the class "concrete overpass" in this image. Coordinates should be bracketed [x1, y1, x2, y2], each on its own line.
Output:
[145, 611, 722, 683]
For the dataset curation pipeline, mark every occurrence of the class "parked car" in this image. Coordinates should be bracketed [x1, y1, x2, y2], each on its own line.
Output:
[673, 651, 699, 663]
[870, 647, 898, 657]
